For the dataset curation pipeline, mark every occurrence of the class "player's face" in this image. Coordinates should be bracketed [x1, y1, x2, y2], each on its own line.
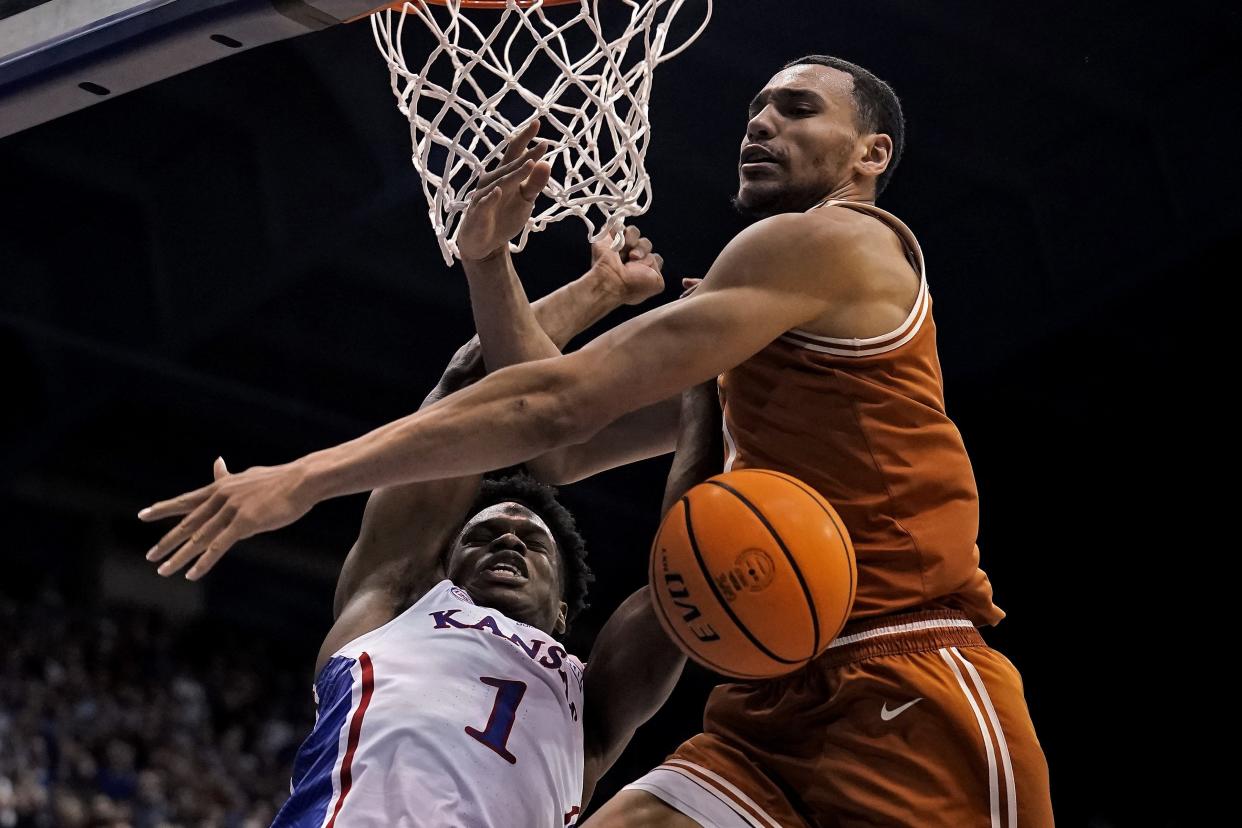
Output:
[735, 64, 867, 218]
[446, 502, 568, 636]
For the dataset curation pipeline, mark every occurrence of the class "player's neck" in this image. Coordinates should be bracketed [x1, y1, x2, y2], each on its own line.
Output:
[817, 181, 875, 206]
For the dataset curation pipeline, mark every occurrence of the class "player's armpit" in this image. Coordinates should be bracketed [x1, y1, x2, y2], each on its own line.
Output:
[330, 344, 487, 625]
[331, 476, 481, 617]
[659, 382, 723, 512]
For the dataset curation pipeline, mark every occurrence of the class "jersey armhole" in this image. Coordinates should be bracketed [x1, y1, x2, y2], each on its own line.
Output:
[317, 579, 457, 681]
[784, 199, 930, 357]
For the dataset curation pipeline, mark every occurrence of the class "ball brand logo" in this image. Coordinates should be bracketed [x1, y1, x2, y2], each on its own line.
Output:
[662, 572, 721, 643]
[715, 548, 775, 603]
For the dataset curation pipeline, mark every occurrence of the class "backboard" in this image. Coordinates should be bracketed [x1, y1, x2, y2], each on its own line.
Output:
[0, 0, 383, 139]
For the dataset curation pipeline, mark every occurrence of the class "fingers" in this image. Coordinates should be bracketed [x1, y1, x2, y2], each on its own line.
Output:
[618, 225, 655, 260]
[627, 249, 663, 274]
[475, 155, 528, 193]
[156, 502, 236, 578]
[591, 229, 618, 258]
[627, 235, 654, 261]
[474, 146, 551, 204]
[213, 456, 229, 481]
[485, 156, 552, 204]
[680, 277, 703, 298]
[500, 119, 541, 166]
[623, 224, 640, 249]
[145, 492, 223, 565]
[520, 160, 552, 201]
[478, 139, 549, 190]
[138, 484, 213, 523]
[186, 522, 247, 581]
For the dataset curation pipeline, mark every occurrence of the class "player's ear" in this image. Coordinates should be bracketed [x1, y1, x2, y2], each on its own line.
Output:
[554, 601, 568, 636]
[856, 133, 892, 183]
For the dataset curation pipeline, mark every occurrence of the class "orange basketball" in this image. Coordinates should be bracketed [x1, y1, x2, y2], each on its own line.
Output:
[648, 469, 857, 680]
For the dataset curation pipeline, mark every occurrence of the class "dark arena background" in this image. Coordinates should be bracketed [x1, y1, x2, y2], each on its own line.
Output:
[1, 1, 1228, 825]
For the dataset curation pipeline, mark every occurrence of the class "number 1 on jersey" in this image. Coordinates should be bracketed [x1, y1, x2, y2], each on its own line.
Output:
[466, 677, 527, 764]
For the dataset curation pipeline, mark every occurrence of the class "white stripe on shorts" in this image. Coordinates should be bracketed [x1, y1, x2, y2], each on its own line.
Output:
[940, 647, 1003, 828]
[625, 760, 782, 828]
[952, 647, 1018, 828]
[627, 768, 754, 828]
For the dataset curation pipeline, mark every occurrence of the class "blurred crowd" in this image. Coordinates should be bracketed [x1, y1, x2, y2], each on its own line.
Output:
[0, 590, 311, 828]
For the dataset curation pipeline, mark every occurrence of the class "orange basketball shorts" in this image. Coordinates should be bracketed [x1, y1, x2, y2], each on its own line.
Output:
[625, 609, 1053, 827]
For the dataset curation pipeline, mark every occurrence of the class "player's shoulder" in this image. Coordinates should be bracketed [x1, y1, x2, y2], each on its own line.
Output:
[729, 209, 873, 267]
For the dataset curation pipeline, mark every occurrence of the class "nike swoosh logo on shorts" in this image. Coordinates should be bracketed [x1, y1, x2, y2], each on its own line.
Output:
[880, 698, 923, 721]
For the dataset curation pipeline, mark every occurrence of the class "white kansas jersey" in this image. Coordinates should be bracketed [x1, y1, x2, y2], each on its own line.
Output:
[272, 580, 586, 828]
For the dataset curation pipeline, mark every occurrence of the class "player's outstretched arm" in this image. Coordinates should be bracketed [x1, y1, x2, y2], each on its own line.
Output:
[138, 211, 857, 569]
[141, 232, 669, 584]
[578, 381, 722, 806]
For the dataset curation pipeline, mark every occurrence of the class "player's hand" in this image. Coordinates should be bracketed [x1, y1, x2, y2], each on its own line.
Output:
[680, 277, 703, 299]
[587, 225, 666, 306]
[139, 456, 317, 580]
[458, 120, 553, 262]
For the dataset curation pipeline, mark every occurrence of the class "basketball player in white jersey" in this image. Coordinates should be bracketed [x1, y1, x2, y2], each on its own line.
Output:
[159, 147, 698, 825]
[142, 56, 1054, 826]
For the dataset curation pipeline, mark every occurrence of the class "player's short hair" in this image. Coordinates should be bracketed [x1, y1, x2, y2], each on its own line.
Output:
[784, 55, 905, 197]
[469, 474, 593, 628]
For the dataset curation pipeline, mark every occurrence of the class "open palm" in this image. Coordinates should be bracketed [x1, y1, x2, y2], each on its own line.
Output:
[458, 121, 553, 262]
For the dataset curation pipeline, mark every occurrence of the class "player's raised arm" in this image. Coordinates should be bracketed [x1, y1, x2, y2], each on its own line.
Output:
[464, 227, 684, 484]
[578, 380, 721, 805]
[316, 344, 487, 668]
[458, 123, 681, 485]
[138, 205, 863, 567]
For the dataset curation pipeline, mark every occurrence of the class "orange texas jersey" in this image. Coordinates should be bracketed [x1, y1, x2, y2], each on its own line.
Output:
[719, 200, 1003, 626]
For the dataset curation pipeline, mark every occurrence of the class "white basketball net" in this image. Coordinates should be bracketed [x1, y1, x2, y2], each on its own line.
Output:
[371, 0, 712, 264]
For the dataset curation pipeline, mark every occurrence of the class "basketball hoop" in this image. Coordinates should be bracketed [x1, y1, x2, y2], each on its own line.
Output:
[369, 0, 712, 264]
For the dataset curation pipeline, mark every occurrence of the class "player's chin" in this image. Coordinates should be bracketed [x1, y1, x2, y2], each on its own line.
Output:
[733, 185, 784, 219]
[736, 176, 775, 198]
[473, 585, 544, 626]
[464, 570, 535, 605]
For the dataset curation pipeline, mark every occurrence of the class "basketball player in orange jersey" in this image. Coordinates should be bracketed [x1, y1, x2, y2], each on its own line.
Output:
[141, 55, 1054, 825]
